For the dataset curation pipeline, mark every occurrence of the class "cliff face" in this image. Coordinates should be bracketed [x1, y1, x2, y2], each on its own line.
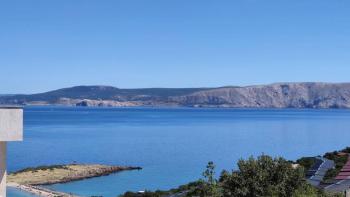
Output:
[170, 83, 350, 108]
[2, 83, 350, 108]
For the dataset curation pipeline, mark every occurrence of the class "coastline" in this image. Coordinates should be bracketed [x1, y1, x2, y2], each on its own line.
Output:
[8, 183, 76, 197]
[7, 164, 142, 196]
[8, 164, 142, 186]
[13, 103, 350, 110]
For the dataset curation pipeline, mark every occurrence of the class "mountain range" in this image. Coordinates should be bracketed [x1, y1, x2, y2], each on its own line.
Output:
[1, 82, 350, 108]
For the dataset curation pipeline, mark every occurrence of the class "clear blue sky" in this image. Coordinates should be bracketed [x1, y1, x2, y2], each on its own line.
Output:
[1, 0, 349, 93]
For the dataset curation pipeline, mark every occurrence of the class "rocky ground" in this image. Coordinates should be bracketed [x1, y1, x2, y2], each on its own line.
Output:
[7, 164, 142, 197]
[8, 164, 141, 185]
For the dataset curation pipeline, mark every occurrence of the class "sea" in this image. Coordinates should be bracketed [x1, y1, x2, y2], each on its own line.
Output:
[7, 106, 350, 196]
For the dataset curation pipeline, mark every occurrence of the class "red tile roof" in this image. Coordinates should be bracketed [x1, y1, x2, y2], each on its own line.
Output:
[335, 157, 350, 180]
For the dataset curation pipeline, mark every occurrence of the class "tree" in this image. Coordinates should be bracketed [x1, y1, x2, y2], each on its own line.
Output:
[187, 161, 221, 197]
[120, 155, 343, 197]
[220, 155, 307, 197]
[203, 161, 216, 186]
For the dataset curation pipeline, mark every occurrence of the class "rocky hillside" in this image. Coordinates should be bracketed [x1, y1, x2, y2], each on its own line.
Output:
[1, 83, 350, 108]
[170, 82, 350, 108]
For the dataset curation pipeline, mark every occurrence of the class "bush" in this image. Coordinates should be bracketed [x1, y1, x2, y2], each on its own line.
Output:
[13, 165, 69, 174]
[219, 155, 307, 197]
[296, 157, 317, 174]
[120, 155, 342, 197]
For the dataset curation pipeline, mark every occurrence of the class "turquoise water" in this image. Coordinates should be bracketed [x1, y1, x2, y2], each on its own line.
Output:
[7, 187, 36, 197]
[7, 107, 350, 196]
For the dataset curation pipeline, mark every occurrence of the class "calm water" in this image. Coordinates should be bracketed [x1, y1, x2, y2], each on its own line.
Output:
[7, 107, 350, 196]
[7, 187, 35, 197]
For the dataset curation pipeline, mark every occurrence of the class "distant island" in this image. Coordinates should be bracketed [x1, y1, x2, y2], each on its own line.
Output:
[2, 82, 350, 108]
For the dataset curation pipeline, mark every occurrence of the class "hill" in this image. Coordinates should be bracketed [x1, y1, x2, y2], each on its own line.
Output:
[0, 86, 213, 107]
[1, 83, 350, 108]
[170, 82, 350, 108]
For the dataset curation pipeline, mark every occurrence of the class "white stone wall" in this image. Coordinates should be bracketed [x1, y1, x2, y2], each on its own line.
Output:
[0, 108, 23, 141]
[0, 108, 23, 197]
[0, 142, 6, 197]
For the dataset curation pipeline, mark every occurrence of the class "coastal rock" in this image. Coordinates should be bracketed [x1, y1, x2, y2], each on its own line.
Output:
[75, 99, 140, 107]
[8, 164, 142, 185]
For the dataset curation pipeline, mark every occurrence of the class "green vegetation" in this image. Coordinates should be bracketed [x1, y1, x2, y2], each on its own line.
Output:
[219, 155, 313, 197]
[187, 161, 221, 197]
[1, 86, 214, 103]
[12, 165, 69, 174]
[323, 148, 350, 183]
[120, 182, 203, 197]
[296, 157, 317, 175]
[120, 155, 342, 197]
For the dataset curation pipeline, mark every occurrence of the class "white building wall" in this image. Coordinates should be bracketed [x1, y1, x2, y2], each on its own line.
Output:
[0, 142, 6, 197]
[0, 108, 23, 197]
[0, 108, 23, 141]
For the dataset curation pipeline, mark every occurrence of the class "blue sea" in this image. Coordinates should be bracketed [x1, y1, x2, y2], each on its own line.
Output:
[7, 107, 350, 196]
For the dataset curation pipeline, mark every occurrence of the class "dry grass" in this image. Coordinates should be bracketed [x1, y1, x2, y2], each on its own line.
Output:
[8, 164, 137, 185]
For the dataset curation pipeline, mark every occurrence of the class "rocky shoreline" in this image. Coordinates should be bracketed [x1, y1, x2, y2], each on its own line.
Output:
[8, 164, 142, 196]
[8, 183, 76, 197]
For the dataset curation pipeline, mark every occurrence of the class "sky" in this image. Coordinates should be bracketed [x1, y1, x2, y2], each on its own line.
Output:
[1, 0, 350, 94]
